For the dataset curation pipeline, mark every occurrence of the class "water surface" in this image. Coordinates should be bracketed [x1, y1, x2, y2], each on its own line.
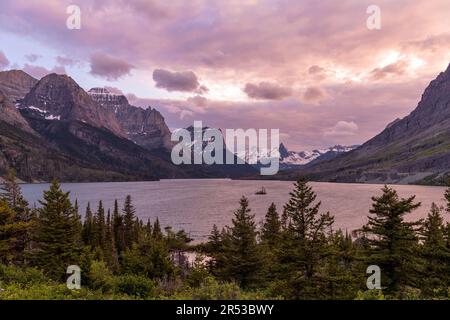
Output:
[20, 180, 449, 242]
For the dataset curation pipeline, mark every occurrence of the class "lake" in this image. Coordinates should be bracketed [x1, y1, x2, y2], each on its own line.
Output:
[19, 180, 449, 242]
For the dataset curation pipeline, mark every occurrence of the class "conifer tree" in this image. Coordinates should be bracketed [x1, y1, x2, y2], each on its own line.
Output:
[261, 203, 281, 247]
[361, 185, 422, 295]
[0, 170, 33, 264]
[31, 181, 81, 280]
[419, 203, 450, 297]
[220, 196, 262, 288]
[104, 211, 118, 271]
[94, 201, 106, 249]
[82, 202, 94, 246]
[112, 199, 125, 256]
[123, 195, 136, 249]
[277, 179, 334, 298]
[0, 199, 29, 264]
[152, 218, 163, 240]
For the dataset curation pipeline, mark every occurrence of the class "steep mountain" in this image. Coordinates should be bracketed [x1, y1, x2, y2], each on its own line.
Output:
[279, 64, 450, 185]
[88, 88, 172, 150]
[180, 126, 258, 178]
[0, 89, 34, 133]
[0, 70, 38, 102]
[21, 74, 124, 136]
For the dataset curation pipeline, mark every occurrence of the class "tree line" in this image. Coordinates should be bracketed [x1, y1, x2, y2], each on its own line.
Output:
[0, 170, 449, 299]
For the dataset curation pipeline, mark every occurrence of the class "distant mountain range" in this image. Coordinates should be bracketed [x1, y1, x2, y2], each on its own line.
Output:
[278, 143, 358, 169]
[0, 70, 255, 182]
[277, 64, 450, 185]
[2, 64, 450, 185]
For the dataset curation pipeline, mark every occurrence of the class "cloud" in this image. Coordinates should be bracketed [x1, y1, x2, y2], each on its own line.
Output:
[56, 56, 79, 66]
[324, 121, 359, 137]
[187, 95, 208, 107]
[243, 82, 292, 100]
[308, 65, 325, 75]
[371, 60, 409, 80]
[303, 86, 328, 103]
[153, 68, 207, 93]
[22, 64, 66, 79]
[0, 51, 10, 70]
[25, 54, 41, 62]
[89, 52, 133, 81]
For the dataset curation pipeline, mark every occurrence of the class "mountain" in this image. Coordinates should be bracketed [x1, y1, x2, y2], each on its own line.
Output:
[0, 70, 38, 102]
[278, 143, 357, 169]
[279, 64, 450, 185]
[21, 74, 124, 137]
[0, 89, 34, 133]
[88, 87, 172, 150]
[0, 70, 255, 181]
[181, 126, 258, 178]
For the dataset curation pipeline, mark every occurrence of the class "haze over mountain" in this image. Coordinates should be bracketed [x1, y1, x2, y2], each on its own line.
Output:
[278, 64, 450, 185]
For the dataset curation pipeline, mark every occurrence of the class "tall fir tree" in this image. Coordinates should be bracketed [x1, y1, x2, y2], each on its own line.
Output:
[361, 185, 422, 296]
[31, 181, 81, 280]
[261, 203, 281, 247]
[419, 203, 450, 297]
[0, 170, 33, 264]
[276, 179, 334, 298]
[123, 195, 137, 249]
[94, 201, 106, 250]
[112, 199, 126, 256]
[220, 196, 262, 288]
[82, 202, 94, 246]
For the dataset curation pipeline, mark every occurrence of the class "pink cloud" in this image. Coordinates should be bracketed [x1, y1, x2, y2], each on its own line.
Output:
[22, 64, 66, 79]
[244, 82, 292, 100]
[89, 52, 133, 81]
[153, 68, 207, 93]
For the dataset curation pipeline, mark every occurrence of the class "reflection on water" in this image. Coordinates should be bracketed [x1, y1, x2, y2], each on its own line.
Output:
[20, 180, 449, 242]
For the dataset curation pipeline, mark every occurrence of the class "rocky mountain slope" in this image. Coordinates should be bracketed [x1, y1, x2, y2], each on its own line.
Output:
[88, 87, 172, 151]
[278, 64, 450, 185]
[0, 70, 38, 102]
[21, 74, 125, 137]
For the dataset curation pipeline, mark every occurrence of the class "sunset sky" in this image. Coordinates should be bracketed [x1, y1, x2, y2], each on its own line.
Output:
[1, 0, 450, 150]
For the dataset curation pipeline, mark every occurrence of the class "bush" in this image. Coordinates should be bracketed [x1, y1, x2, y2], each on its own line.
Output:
[114, 274, 155, 298]
[0, 264, 47, 286]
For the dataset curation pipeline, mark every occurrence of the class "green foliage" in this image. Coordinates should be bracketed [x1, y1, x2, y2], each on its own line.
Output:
[361, 185, 423, 296]
[218, 196, 262, 289]
[30, 181, 82, 280]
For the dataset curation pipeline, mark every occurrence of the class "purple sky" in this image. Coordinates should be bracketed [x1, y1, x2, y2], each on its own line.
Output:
[1, 0, 450, 150]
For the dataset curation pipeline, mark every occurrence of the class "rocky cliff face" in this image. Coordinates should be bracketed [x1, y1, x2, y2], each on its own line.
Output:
[88, 88, 172, 150]
[279, 64, 450, 185]
[0, 89, 34, 133]
[0, 70, 38, 102]
[21, 75, 124, 136]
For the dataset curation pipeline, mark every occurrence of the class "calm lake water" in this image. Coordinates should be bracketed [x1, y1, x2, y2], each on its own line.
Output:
[19, 180, 449, 242]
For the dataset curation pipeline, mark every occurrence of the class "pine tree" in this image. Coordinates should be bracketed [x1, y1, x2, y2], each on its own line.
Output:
[220, 196, 262, 288]
[0, 170, 33, 264]
[277, 179, 334, 298]
[361, 185, 422, 296]
[444, 184, 450, 214]
[261, 203, 281, 247]
[94, 201, 106, 249]
[152, 218, 163, 240]
[104, 211, 118, 271]
[123, 195, 136, 249]
[82, 203, 94, 246]
[419, 203, 450, 297]
[0, 199, 29, 264]
[31, 181, 81, 280]
[112, 199, 126, 256]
